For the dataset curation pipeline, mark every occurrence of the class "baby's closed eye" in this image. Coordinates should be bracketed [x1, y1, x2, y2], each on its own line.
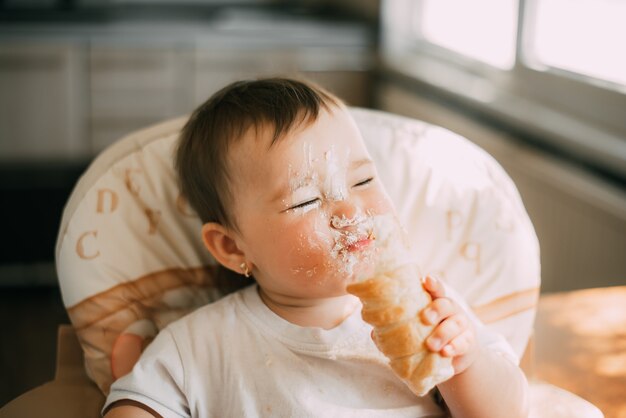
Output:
[353, 177, 374, 188]
[289, 198, 321, 211]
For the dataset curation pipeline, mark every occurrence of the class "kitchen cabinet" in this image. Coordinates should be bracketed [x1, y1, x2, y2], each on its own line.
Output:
[193, 48, 297, 105]
[89, 42, 193, 151]
[0, 41, 87, 160]
[193, 46, 371, 108]
[0, 13, 373, 158]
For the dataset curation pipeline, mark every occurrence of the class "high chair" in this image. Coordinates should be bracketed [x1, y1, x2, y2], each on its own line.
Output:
[0, 108, 603, 418]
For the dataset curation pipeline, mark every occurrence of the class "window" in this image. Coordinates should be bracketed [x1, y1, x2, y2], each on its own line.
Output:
[408, 0, 626, 91]
[525, 0, 626, 90]
[381, 0, 626, 181]
[417, 0, 518, 70]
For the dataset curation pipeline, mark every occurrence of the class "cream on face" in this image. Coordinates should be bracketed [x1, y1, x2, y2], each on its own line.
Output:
[229, 106, 397, 299]
[281, 136, 410, 280]
[281, 144, 350, 211]
[323, 146, 349, 202]
[328, 212, 375, 277]
[281, 141, 380, 280]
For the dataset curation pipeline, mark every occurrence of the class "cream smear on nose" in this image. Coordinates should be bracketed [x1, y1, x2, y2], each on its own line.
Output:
[323, 146, 349, 202]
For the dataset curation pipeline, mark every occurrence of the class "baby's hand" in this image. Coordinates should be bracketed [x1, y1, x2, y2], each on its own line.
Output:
[420, 276, 478, 375]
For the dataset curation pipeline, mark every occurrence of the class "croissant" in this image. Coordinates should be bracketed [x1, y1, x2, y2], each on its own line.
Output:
[347, 263, 455, 396]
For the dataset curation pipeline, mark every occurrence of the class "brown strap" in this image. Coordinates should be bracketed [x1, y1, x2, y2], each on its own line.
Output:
[103, 399, 164, 418]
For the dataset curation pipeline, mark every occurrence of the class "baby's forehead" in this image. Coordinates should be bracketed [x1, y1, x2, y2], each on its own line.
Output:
[229, 106, 365, 169]
[226, 121, 282, 163]
[225, 124, 283, 180]
[228, 119, 304, 159]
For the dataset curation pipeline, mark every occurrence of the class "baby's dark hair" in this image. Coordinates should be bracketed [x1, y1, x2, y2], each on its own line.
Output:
[175, 78, 340, 293]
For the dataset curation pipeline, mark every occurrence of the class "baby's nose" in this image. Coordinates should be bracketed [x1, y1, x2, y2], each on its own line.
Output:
[330, 202, 362, 230]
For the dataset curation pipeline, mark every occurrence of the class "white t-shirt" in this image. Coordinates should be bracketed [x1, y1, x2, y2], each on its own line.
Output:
[104, 284, 516, 418]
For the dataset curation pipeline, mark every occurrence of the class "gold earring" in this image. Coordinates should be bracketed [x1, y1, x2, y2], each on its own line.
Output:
[240, 262, 251, 278]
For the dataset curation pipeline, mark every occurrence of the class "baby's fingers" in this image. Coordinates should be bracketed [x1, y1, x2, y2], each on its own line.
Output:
[421, 275, 446, 299]
[425, 313, 468, 352]
[441, 329, 475, 357]
[420, 297, 455, 325]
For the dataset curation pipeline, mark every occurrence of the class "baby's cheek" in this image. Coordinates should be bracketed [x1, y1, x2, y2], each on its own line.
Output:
[285, 219, 333, 275]
[289, 213, 331, 246]
[298, 222, 333, 260]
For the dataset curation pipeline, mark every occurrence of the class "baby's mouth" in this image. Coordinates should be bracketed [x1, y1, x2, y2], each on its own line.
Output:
[344, 230, 376, 252]
[327, 219, 376, 277]
[328, 214, 377, 275]
[335, 228, 376, 254]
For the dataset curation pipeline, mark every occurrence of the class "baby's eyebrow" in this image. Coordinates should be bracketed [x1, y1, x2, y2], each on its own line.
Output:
[270, 178, 314, 204]
[351, 158, 374, 170]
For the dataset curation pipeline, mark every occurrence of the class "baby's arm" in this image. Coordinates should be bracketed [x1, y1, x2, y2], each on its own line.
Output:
[421, 276, 529, 418]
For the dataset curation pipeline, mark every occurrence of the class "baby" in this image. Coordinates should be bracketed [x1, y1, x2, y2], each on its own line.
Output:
[103, 78, 529, 417]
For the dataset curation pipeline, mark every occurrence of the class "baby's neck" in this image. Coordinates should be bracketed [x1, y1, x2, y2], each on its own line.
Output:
[257, 287, 360, 330]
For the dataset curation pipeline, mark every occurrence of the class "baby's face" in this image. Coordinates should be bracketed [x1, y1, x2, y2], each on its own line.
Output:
[228, 105, 395, 299]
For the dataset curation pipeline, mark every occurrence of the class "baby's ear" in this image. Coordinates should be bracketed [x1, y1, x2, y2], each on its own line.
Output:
[201, 222, 246, 274]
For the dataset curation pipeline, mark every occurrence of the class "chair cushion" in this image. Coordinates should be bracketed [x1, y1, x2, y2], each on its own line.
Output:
[55, 108, 540, 394]
[354, 109, 540, 356]
[56, 116, 216, 393]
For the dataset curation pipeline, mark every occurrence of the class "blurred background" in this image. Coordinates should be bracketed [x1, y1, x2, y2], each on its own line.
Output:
[0, 0, 625, 408]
